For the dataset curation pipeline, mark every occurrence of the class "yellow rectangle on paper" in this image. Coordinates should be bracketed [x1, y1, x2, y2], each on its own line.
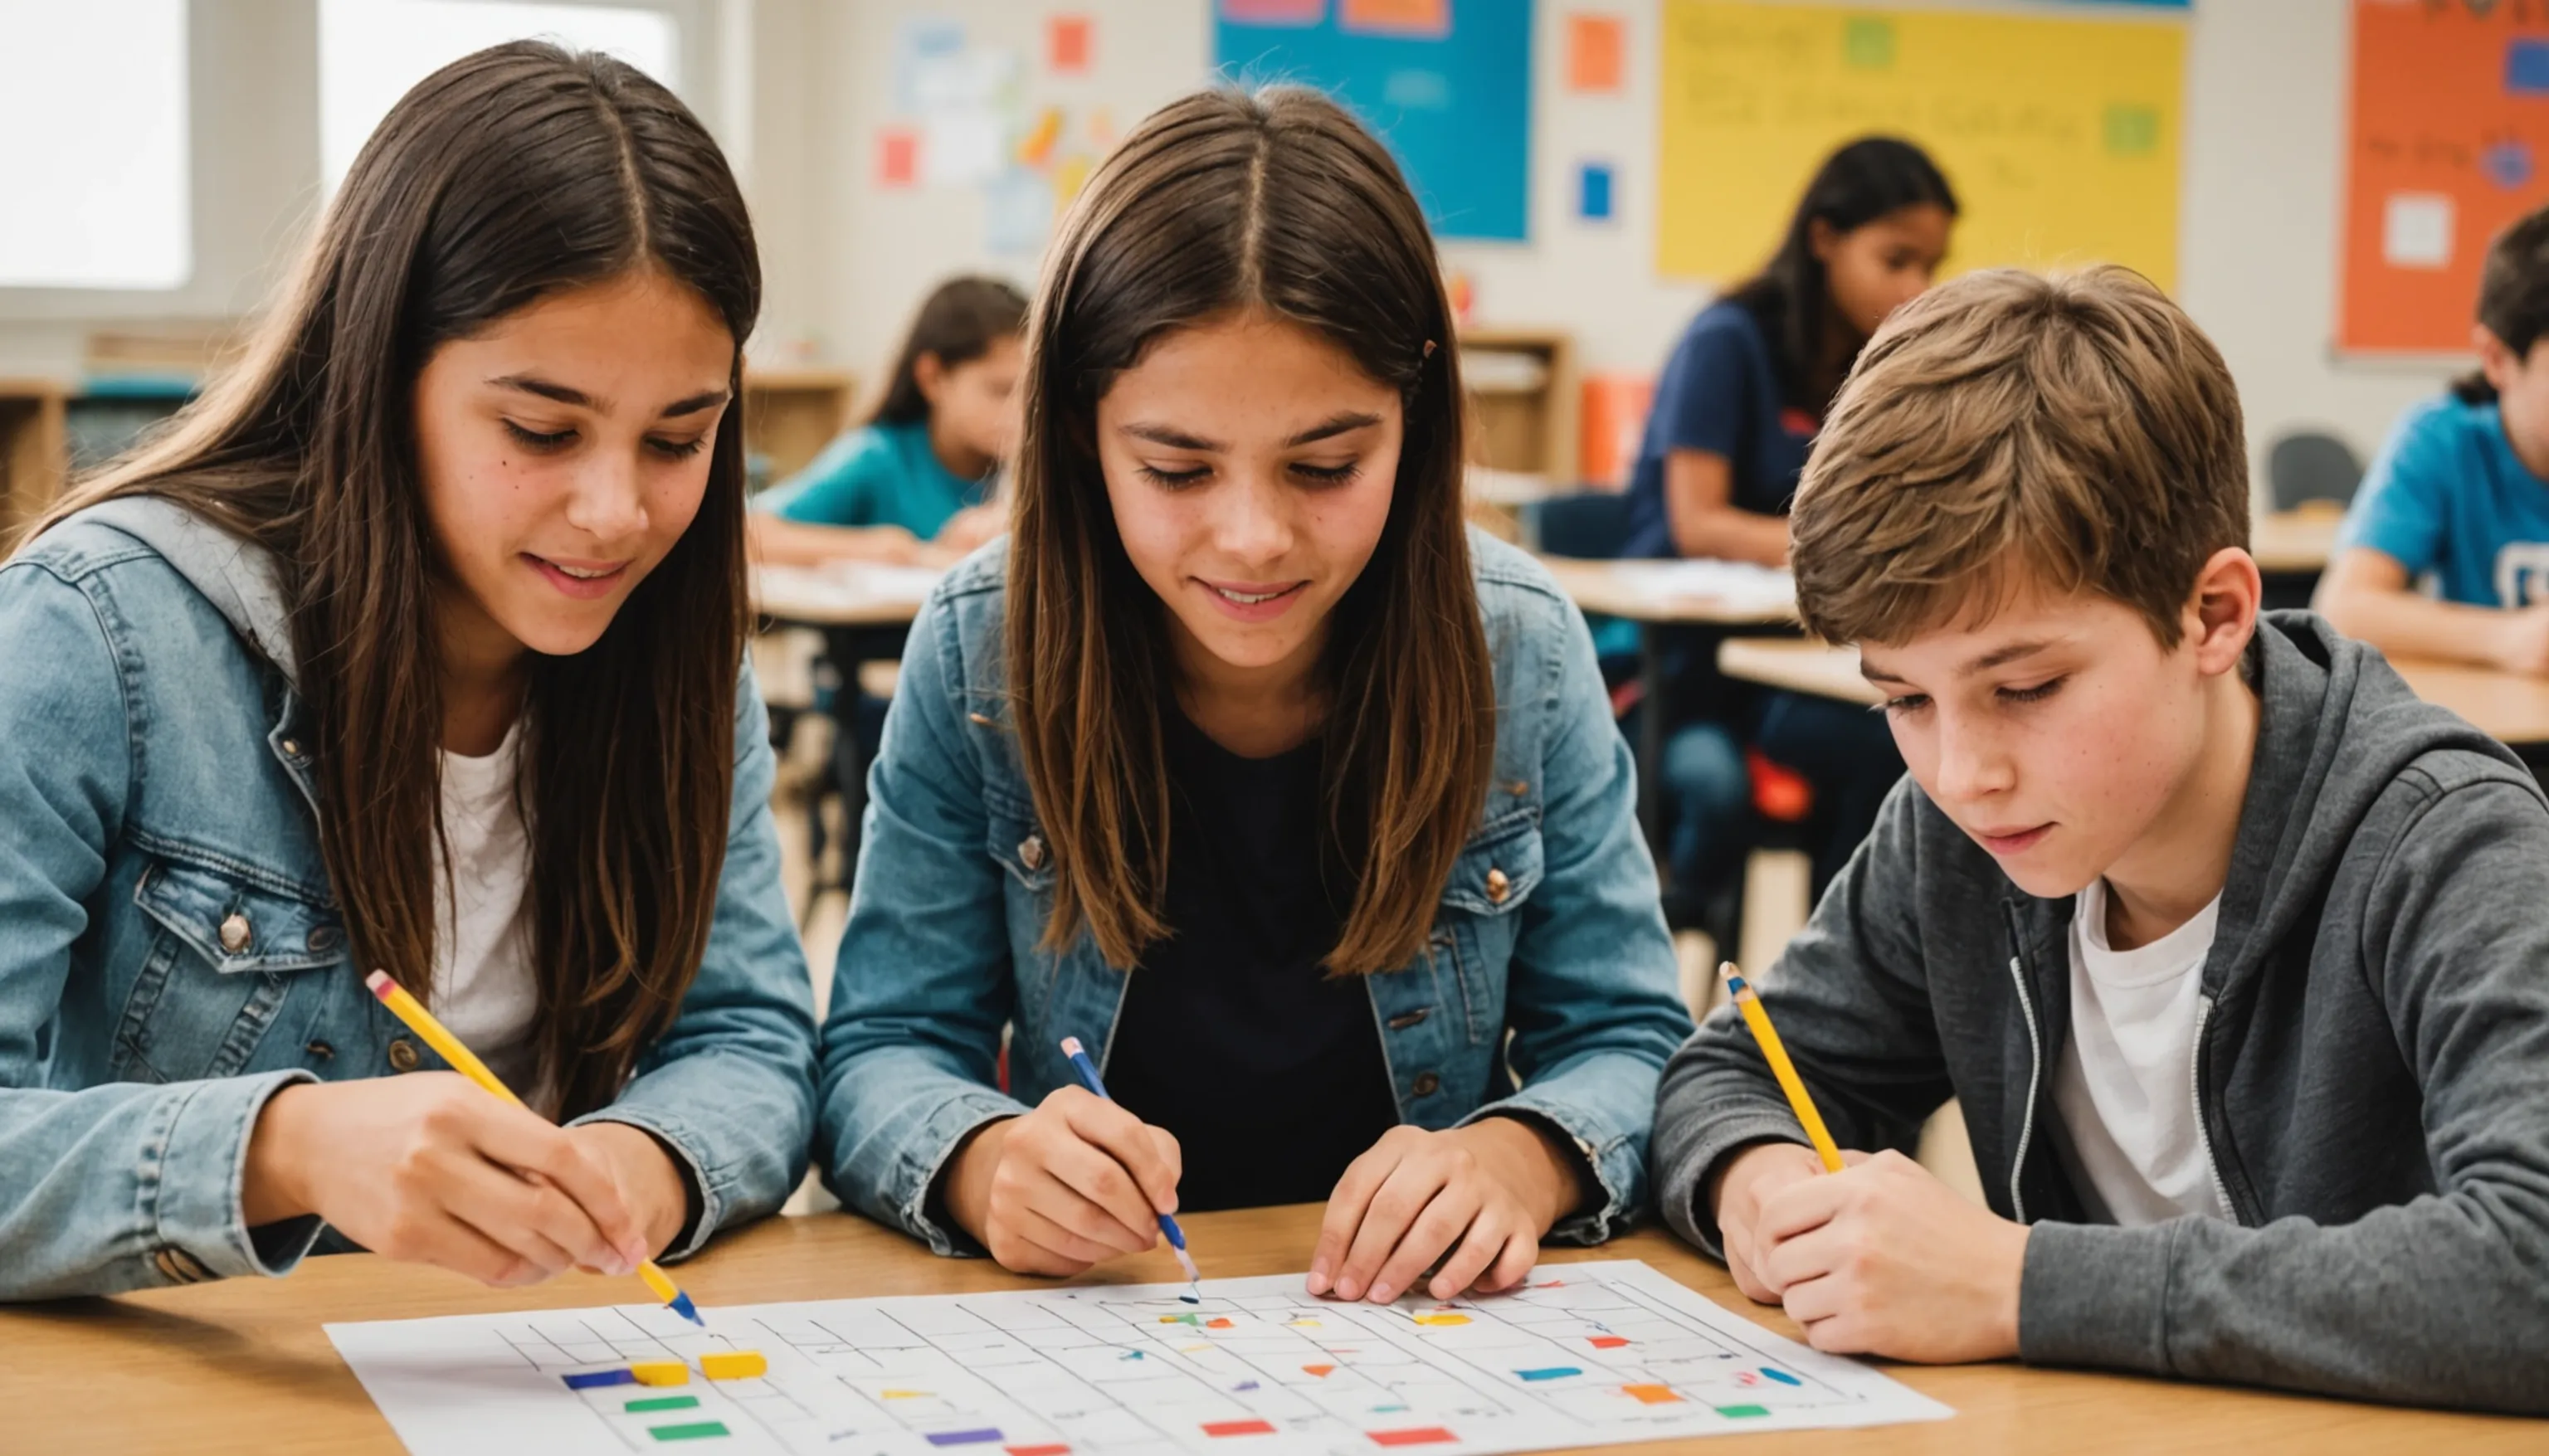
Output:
[1655, 1, 2184, 290]
[629, 1361, 690, 1387]
[699, 1350, 767, 1381]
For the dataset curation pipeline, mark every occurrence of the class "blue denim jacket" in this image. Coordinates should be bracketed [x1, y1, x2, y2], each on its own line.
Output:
[816, 531, 1693, 1254]
[0, 499, 818, 1300]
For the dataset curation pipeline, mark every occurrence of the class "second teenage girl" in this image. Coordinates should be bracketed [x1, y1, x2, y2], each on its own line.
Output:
[1623, 137, 1958, 903]
[817, 87, 1693, 1298]
[0, 43, 814, 1299]
[750, 276, 1028, 567]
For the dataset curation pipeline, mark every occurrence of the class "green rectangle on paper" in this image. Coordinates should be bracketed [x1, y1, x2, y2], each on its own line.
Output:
[1714, 1404, 1772, 1419]
[650, 1421, 729, 1442]
[628, 1395, 702, 1413]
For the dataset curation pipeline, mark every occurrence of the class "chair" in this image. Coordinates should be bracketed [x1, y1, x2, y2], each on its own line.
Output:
[2268, 431, 2365, 514]
[1526, 489, 1634, 560]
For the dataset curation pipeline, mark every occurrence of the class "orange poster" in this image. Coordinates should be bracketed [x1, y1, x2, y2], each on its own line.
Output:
[2343, 0, 2549, 353]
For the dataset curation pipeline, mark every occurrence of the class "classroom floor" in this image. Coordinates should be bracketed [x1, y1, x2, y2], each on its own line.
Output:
[758, 639, 1981, 1219]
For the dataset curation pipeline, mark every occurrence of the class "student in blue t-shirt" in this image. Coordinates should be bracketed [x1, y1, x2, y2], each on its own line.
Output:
[1622, 137, 1957, 901]
[750, 276, 1026, 567]
[2319, 205, 2549, 674]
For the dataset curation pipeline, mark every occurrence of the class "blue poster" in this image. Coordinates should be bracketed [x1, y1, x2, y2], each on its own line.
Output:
[1212, 0, 1534, 242]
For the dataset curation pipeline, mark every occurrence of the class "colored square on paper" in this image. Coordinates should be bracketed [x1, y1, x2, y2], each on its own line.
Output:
[2103, 103, 2160, 156]
[562, 1368, 635, 1390]
[1341, 0, 1449, 38]
[627, 1395, 701, 1414]
[630, 1361, 688, 1386]
[1369, 1429, 1458, 1447]
[1049, 15, 1092, 74]
[1567, 14, 1624, 92]
[927, 1431, 1005, 1448]
[1842, 16, 1894, 69]
[1220, 0, 1326, 22]
[1203, 1420, 1278, 1437]
[1622, 1383, 1683, 1405]
[650, 1424, 729, 1443]
[699, 1350, 767, 1381]
[877, 128, 919, 187]
[2509, 37, 2549, 95]
[1716, 1405, 1772, 1419]
[1586, 1335, 1629, 1348]
[2384, 192, 2455, 269]
[1578, 162, 1614, 220]
[1516, 1366, 1582, 1381]
[1006, 1447, 1070, 1456]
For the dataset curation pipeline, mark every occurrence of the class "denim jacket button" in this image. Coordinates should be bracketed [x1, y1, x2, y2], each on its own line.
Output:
[280, 738, 305, 759]
[1411, 1071, 1442, 1096]
[1020, 834, 1047, 871]
[307, 924, 340, 953]
[218, 913, 252, 955]
[387, 1038, 422, 1072]
[1484, 868, 1510, 904]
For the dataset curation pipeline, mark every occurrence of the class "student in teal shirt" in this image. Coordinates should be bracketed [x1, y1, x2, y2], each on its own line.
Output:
[751, 276, 1026, 565]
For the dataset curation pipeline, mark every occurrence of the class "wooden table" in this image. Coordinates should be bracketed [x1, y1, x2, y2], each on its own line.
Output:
[2252, 509, 2342, 577]
[1717, 637, 2549, 749]
[4, 1206, 2530, 1454]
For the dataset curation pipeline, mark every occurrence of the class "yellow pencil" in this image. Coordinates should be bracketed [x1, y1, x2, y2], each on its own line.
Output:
[363, 969, 704, 1324]
[1719, 962, 1845, 1173]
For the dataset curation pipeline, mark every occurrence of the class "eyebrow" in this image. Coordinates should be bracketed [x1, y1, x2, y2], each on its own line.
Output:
[1859, 638, 2057, 685]
[486, 374, 730, 418]
[1118, 411, 1385, 453]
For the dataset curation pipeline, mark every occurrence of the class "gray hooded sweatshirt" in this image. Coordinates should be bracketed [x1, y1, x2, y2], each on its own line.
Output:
[1653, 612, 2549, 1414]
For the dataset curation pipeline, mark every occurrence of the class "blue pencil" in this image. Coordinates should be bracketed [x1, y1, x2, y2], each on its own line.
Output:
[1058, 1036, 1202, 1301]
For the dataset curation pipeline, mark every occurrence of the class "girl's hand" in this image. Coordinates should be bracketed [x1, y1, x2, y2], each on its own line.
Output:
[242, 1074, 650, 1287]
[1307, 1118, 1583, 1306]
[566, 1121, 693, 1265]
[943, 1086, 1182, 1277]
[933, 503, 1007, 556]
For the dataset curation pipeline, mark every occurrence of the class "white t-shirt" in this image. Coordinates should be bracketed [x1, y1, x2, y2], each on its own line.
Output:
[430, 722, 543, 1108]
[2051, 876, 2235, 1226]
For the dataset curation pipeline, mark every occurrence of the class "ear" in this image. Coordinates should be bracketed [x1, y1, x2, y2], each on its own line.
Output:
[2477, 324, 2521, 395]
[2185, 547, 2263, 679]
[914, 350, 950, 404]
[1808, 217, 1840, 265]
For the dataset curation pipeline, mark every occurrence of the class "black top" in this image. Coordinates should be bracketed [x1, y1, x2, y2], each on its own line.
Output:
[1102, 707, 1401, 1212]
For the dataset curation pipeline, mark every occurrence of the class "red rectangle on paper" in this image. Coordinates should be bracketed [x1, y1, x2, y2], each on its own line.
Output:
[1587, 1336, 1629, 1349]
[1006, 1447, 1070, 1456]
[1202, 1421, 1277, 1438]
[1369, 1430, 1457, 1448]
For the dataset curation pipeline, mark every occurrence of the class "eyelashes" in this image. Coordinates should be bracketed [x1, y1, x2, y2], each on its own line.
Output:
[1133, 461, 1365, 489]
[501, 420, 707, 460]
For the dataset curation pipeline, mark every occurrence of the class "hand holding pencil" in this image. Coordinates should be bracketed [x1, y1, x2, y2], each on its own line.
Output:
[1708, 962, 1864, 1306]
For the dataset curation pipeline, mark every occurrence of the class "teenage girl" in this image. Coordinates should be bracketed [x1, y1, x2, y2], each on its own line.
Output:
[0, 43, 815, 1300]
[818, 87, 1693, 1301]
[750, 276, 1027, 567]
[1624, 136, 1959, 901]
[2320, 202, 2549, 674]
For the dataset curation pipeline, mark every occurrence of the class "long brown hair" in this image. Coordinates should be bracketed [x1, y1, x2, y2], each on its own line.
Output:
[870, 275, 1029, 427]
[35, 42, 760, 1116]
[1008, 86, 1494, 976]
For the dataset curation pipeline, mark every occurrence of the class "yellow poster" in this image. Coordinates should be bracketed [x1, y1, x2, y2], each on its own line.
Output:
[1656, 2, 2185, 290]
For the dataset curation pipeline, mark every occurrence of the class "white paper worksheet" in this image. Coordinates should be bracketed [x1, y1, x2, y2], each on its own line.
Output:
[326, 1259, 1950, 1455]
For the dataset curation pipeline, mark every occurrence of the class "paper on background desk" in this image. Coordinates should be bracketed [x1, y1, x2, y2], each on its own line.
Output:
[753, 562, 948, 616]
[326, 1259, 1947, 1454]
[1601, 560, 1797, 616]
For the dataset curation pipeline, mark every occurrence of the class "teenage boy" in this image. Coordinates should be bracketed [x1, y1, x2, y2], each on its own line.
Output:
[1653, 266, 2549, 1413]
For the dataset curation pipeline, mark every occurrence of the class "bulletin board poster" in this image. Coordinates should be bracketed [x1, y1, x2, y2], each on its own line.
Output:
[2341, 0, 2549, 353]
[1655, 2, 2186, 291]
[1214, 0, 1533, 241]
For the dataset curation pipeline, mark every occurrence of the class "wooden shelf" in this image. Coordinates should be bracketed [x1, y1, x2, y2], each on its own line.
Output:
[0, 380, 71, 552]
[1458, 327, 1577, 483]
[743, 368, 858, 487]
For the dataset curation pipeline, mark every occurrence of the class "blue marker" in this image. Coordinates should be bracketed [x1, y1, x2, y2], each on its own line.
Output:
[1058, 1035, 1201, 1302]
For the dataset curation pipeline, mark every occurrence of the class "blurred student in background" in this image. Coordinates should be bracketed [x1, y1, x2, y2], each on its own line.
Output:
[750, 276, 1027, 567]
[1624, 137, 1958, 903]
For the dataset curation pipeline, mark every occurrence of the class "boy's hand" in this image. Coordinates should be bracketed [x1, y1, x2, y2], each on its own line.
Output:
[1752, 1149, 2030, 1363]
[2489, 605, 2549, 677]
[1708, 1140, 1850, 1303]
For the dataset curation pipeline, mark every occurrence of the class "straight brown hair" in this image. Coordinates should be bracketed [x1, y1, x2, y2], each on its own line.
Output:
[870, 275, 1030, 427]
[1007, 85, 1494, 976]
[1790, 266, 2248, 650]
[33, 42, 761, 1117]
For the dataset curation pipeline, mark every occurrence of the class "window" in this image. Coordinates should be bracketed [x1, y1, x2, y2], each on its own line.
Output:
[319, 0, 680, 190]
[0, 0, 192, 290]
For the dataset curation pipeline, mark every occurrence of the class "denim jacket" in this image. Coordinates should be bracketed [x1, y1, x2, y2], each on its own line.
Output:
[816, 530, 1694, 1255]
[0, 498, 817, 1300]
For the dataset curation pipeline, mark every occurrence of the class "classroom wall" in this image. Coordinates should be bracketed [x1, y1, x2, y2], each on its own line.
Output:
[0, 0, 2460, 495]
[772, 0, 2452, 497]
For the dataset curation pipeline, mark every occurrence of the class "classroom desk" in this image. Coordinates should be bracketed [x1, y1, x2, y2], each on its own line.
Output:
[4, 1205, 2532, 1454]
[1716, 636, 2549, 750]
[2252, 509, 2342, 577]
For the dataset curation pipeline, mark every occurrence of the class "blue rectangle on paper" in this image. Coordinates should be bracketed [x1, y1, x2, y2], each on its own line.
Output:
[925, 1431, 1004, 1447]
[1215, 0, 1532, 241]
[1517, 1366, 1583, 1381]
[1577, 163, 1612, 221]
[2511, 39, 2549, 96]
[563, 1368, 637, 1390]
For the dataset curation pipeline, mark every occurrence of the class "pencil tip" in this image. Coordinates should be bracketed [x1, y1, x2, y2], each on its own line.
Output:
[668, 1292, 704, 1327]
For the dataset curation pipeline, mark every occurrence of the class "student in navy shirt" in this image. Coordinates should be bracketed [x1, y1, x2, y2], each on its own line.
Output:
[751, 276, 1026, 567]
[1624, 137, 1957, 899]
[2321, 204, 2549, 674]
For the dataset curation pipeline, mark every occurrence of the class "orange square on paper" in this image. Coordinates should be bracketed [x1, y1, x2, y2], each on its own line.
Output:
[1339, 0, 1449, 39]
[1049, 15, 1092, 74]
[1567, 14, 1624, 93]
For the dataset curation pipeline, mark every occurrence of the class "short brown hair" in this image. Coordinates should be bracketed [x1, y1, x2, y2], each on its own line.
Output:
[1790, 265, 2248, 648]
